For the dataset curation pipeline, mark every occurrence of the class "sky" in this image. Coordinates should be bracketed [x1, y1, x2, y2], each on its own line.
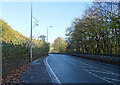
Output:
[0, 2, 92, 43]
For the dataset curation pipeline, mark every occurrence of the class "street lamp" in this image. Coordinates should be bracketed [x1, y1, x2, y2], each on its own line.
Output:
[47, 26, 53, 42]
[30, 0, 32, 62]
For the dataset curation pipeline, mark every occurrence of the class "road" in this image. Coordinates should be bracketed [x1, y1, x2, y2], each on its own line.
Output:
[44, 54, 120, 84]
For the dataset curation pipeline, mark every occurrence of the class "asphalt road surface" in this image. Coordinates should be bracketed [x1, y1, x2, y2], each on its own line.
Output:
[44, 54, 120, 84]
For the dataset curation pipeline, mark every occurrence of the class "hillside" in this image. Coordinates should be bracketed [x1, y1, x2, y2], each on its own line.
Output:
[1, 19, 27, 44]
[0, 19, 50, 77]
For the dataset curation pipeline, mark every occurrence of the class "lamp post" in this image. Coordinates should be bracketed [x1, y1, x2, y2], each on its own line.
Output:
[30, 0, 32, 62]
[47, 26, 52, 42]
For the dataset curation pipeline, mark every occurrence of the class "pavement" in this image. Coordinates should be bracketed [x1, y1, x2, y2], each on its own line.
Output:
[19, 57, 52, 83]
[44, 54, 120, 84]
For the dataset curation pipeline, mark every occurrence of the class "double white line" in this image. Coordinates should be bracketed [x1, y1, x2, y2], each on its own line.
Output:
[44, 56, 61, 84]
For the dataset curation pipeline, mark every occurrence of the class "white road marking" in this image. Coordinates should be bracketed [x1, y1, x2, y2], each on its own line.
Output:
[64, 58, 67, 61]
[78, 65, 93, 68]
[76, 59, 120, 77]
[68, 61, 77, 67]
[102, 69, 120, 77]
[78, 61, 93, 67]
[68, 58, 93, 68]
[45, 57, 61, 84]
[88, 69, 120, 76]
[71, 59, 76, 62]
[48, 54, 118, 84]
[103, 77, 120, 82]
[83, 69, 116, 85]
[66, 57, 117, 85]
[44, 58, 54, 84]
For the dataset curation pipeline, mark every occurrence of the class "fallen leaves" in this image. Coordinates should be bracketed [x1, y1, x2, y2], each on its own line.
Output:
[2, 63, 30, 84]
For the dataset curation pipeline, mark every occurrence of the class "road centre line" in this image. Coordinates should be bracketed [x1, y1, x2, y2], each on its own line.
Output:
[66, 58, 116, 85]
[83, 69, 116, 85]
[51, 55, 118, 84]
[103, 77, 120, 82]
[70, 58, 120, 77]
[88, 69, 120, 76]
[102, 69, 120, 77]
[77, 61, 119, 84]
[86, 69, 120, 82]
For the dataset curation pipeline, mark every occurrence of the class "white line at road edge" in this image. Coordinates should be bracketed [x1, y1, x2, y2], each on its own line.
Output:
[44, 56, 61, 84]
